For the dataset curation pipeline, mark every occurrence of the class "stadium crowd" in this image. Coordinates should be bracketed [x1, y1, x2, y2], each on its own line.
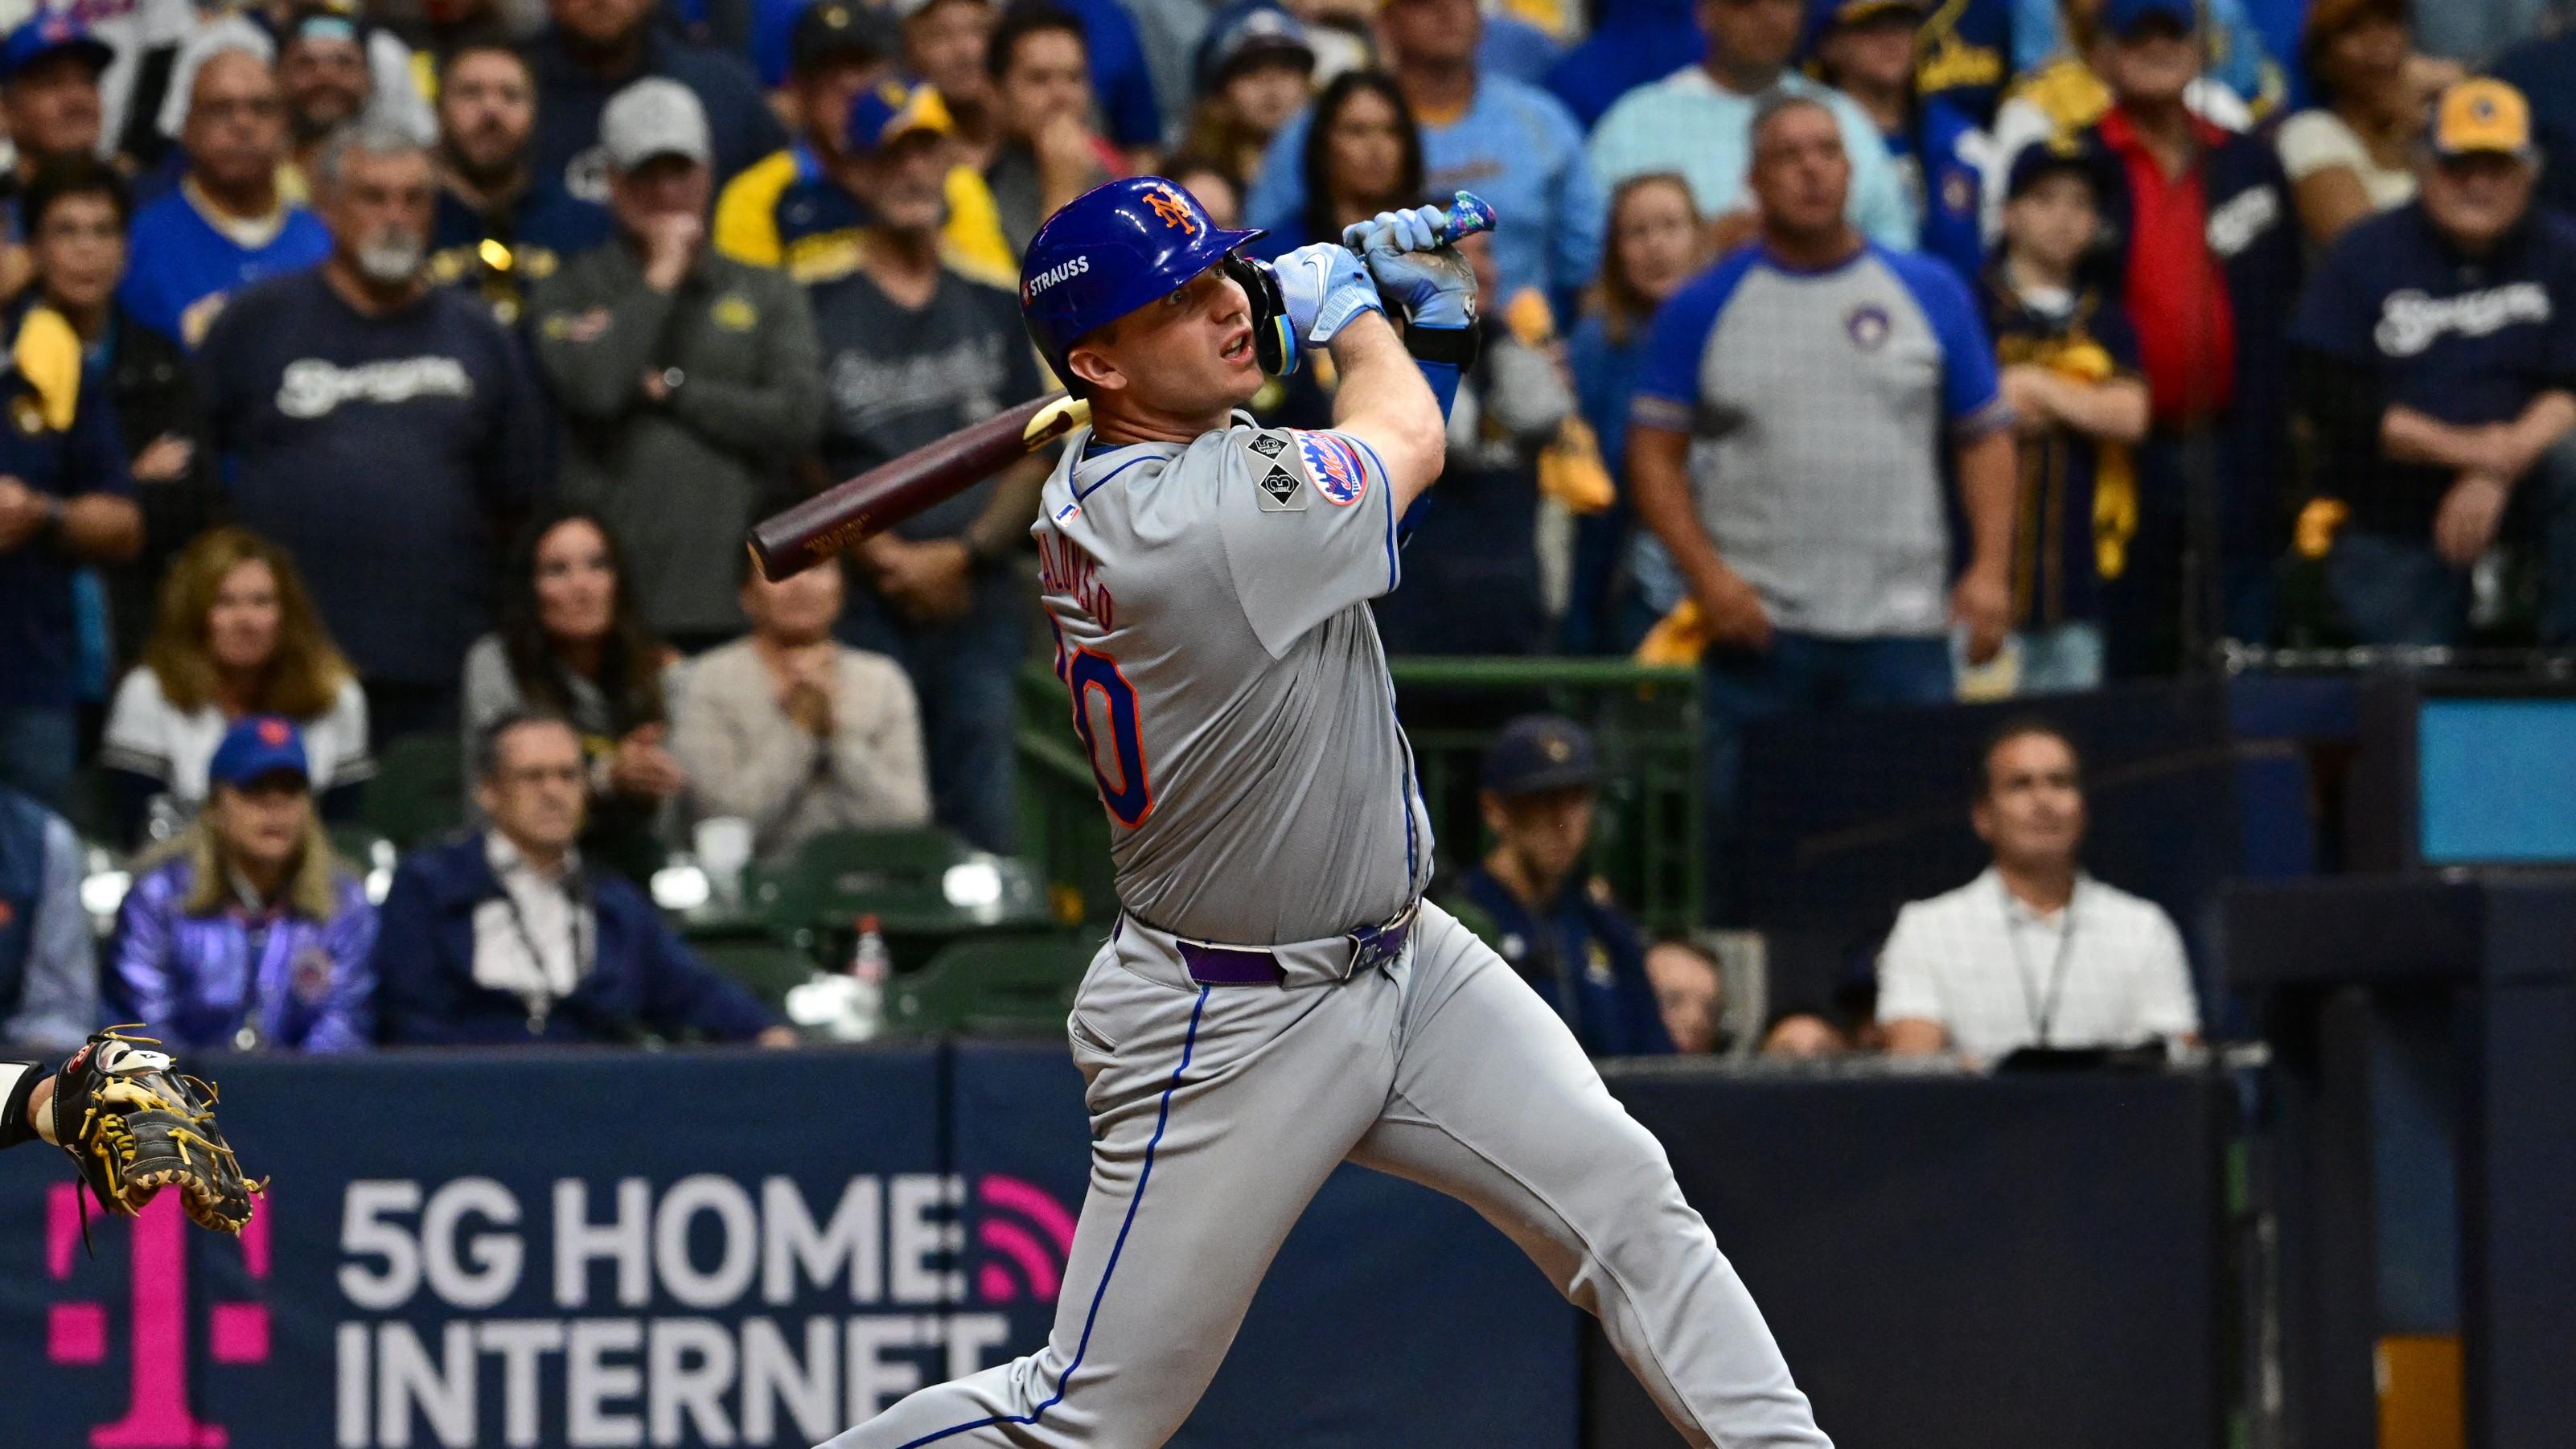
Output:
[0, 0, 2570, 1061]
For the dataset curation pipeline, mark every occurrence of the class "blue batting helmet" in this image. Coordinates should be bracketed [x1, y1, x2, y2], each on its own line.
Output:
[1020, 176, 1266, 384]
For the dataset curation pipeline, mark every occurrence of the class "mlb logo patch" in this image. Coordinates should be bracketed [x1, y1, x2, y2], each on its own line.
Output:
[1054, 500, 1081, 524]
[1293, 431, 1368, 506]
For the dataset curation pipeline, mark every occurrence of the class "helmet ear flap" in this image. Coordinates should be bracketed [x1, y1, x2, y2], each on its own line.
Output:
[1224, 253, 1300, 377]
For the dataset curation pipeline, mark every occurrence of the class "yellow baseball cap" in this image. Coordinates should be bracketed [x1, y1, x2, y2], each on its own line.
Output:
[2430, 78, 2534, 161]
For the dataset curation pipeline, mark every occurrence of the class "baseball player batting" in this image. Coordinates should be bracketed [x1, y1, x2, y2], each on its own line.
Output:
[817, 178, 1830, 1449]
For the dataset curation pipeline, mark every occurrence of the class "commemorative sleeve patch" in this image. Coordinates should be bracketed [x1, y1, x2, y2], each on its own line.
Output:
[1256, 463, 1307, 511]
[1289, 429, 1369, 506]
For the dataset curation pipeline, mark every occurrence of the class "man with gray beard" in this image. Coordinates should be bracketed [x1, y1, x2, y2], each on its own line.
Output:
[197, 121, 546, 744]
[530, 77, 821, 653]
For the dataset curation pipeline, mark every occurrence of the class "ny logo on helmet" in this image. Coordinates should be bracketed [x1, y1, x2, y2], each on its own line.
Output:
[1144, 187, 1199, 236]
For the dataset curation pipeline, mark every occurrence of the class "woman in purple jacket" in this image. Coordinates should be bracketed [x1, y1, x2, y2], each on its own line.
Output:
[108, 716, 376, 1053]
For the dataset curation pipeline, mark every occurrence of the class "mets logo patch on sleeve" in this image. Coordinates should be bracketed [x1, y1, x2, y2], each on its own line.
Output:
[1291, 430, 1369, 506]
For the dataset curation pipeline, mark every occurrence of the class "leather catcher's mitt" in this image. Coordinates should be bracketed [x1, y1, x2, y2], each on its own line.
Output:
[54, 1028, 261, 1234]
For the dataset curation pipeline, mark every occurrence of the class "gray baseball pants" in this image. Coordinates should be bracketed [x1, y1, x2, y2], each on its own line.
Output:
[819, 900, 1831, 1449]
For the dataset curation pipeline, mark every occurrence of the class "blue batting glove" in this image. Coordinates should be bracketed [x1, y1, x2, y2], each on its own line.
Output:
[1341, 205, 1444, 257]
[1272, 242, 1385, 345]
[1341, 206, 1477, 332]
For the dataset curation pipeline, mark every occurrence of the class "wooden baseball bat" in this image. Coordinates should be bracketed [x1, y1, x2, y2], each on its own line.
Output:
[748, 392, 1091, 581]
[748, 190, 1498, 581]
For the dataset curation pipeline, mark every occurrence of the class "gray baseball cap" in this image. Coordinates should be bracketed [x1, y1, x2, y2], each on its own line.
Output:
[601, 77, 712, 171]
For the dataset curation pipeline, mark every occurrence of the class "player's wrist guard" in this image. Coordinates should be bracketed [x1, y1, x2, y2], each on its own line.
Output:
[0, 1057, 48, 1150]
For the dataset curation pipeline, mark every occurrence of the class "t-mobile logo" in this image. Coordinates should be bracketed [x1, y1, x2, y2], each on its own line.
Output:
[47, 1186, 271, 1447]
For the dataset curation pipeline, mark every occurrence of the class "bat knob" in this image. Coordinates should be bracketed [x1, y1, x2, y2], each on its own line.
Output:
[1435, 191, 1498, 244]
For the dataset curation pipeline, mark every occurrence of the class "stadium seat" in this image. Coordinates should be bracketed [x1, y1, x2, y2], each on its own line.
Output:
[686, 926, 824, 1011]
[884, 934, 1096, 1037]
[745, 827, 1050, 937]
[363, 733, 465, 849]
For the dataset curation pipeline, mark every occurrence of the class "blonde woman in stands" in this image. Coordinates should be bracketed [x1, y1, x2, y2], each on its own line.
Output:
[100, 526, 370, 851]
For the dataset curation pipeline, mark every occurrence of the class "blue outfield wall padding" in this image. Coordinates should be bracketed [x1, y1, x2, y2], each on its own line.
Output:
[947, 1040, 1583, 1449]
[0, 1049, 2225, 1449]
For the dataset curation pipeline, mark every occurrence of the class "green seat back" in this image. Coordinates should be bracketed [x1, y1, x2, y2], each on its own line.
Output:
[685, 928, 822, 1012]
[364, 733, 465, 849]
[746, 827, 1049, 936]
[885, 934, 1098, 1037]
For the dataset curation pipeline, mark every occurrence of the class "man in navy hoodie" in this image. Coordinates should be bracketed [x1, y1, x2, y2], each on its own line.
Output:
[531, 0, 786, 207]
[372, 710, 793, 1047]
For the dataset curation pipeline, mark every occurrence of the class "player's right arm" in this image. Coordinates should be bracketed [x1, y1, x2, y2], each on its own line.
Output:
[1324, 310, 1444, 514]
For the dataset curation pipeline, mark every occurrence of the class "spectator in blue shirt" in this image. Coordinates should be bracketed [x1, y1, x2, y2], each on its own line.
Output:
[120, 47, 332, 347]
[375, 709, 794, 1046]
[1041, 0, 1165, 153]
[0, 257, 140, 811]
[2491, 22, 2576, 224]
[1807, 0, 1986, 288]
[1251, 68, 1423, 258]
[428, 41, 613, 328]
[1179, 2, 1315, 192]
[1544, 0, 1700, 131]
[1629, 94, 2015, 916]
[1589, 0, 1917, 254]
[1453, 716, 1674, 1058]
[0, 12, 113, 198]
[1563, 171, 1711, 654]
[108, 716, 377, 1054]
[199, 121, 548, 744]
[0, 786, 95, 1056]
[2290, 79, 2576, 647]
[1247, 0, 1602, 314]
[529, 0, 787, 207]
[1909, 0, 2011, 124]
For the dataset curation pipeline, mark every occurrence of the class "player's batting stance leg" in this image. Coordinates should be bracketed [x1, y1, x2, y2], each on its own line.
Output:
[813, 180, 1828, 1448]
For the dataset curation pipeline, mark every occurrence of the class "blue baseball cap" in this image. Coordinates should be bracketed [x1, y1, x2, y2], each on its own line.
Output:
[0, 11, 113, 82]
[208, 716, 311, 790]
[2103, 0, 2198, 38]
[844, 76, 953, 157]
[2005, 137, 2097, 200]
[1803, 0, 1922, 44]
[1481, 716, 1601, 798]
[1194, 2, 1314, 96]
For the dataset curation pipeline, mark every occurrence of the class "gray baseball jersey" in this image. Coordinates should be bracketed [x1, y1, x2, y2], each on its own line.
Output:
[820, 410, 1834, 1449]
[1029, 415, 1434, 944]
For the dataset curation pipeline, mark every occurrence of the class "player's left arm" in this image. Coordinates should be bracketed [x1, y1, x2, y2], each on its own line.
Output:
[1324, 311, 1444, 514]
[0, 1057, 60, 1150]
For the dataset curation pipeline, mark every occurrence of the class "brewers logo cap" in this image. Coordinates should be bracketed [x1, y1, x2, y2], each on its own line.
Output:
[844, 77, 954, 157]
[792, 0, 899, 75]
[1481, 716, 1602, 799]
[2430, 78, 2534, 162]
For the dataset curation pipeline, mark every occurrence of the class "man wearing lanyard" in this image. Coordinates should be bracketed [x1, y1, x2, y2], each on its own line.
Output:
[1875, 718, 2200, 1063]
[372, 708, 796, 1046]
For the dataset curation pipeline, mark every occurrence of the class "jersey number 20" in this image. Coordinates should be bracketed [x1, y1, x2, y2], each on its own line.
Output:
[1066, 647, 1152, 827]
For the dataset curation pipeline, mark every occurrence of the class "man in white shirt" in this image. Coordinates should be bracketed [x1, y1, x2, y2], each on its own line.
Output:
[1877, 719, 2200, 1062]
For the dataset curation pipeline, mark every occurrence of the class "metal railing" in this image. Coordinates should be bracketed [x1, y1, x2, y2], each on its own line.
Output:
[1016, 656, 1707, 931]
